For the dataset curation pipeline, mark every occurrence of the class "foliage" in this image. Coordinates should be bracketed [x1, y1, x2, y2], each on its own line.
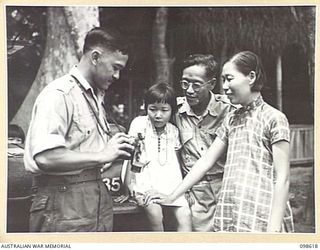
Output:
[7, 6, 315, 127]
[172, 6, 314, 57]
[7, 6, 47, 61]
[7, 7, 47, 122]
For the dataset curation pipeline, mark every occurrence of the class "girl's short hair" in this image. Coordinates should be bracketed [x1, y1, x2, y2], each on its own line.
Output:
[144, 82, 177, 114]
[227, 51, 265, 92]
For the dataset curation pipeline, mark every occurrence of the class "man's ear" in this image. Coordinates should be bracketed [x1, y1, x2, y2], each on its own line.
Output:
[248, 71, 256, 85]
[91, 50, 101, 65]
[208, 78, 216, 91]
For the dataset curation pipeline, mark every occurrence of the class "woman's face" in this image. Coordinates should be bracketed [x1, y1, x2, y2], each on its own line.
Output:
[221, 62, 253, 106]
[147, 102, 172, 131]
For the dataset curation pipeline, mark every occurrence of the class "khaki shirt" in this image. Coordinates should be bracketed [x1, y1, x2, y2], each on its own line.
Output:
[175, 93, 235, 176]
[24, 67, 109, 175]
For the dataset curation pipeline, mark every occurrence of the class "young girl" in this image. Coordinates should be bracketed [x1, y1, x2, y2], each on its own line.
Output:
[147, 51, 294, 233]
[123, 82, 192, 231]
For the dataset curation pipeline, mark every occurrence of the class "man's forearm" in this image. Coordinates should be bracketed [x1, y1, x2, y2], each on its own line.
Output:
[35, 147, 105, 173]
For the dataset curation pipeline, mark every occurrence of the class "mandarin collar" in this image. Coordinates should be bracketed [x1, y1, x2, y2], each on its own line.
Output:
[235, 95, 263, 115]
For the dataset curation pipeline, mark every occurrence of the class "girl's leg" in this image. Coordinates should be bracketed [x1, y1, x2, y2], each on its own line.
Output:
[172, 206, 192, 232]
[144, 203, 164, 231]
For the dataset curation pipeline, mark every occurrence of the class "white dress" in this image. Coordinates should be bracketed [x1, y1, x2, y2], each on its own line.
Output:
[126, 116, 188, 207]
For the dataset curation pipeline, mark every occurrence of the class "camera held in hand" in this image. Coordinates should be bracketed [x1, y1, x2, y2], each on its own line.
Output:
[131, 132, 149, 173]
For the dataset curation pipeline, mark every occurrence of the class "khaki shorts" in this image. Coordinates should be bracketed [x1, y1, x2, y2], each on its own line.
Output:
[187, 177, 222, 232]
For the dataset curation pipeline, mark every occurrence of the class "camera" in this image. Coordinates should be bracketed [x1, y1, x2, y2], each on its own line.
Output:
[130, 133, 149, 173]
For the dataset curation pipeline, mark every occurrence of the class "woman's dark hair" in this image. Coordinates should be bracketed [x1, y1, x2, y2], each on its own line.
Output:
[182, 54, 219, 80]
[83, 27, 129, 55]
[226, 51, 265, 91]
[144, 82, 177, 115]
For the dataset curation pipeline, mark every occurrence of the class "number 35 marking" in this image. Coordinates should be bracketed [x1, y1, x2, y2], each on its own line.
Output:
[102, 177, 121, 192]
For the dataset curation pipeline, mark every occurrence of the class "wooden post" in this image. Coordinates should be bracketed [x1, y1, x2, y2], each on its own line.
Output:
[276, 55, 283, 111]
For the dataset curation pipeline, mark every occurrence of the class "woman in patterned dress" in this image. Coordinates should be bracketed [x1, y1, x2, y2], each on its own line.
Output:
[146, 51, 294, 233]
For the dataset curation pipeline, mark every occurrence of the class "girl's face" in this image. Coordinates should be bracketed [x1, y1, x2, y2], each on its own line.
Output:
[147, 102, 172, 131]
[221, 62, 253, 106]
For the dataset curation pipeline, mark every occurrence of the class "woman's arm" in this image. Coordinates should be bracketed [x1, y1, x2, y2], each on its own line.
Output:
[267, 140, 290, 232]
[146, 137, 227, 204]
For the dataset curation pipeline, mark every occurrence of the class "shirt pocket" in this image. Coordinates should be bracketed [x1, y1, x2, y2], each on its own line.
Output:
[68, 109, 97, 143]
[76, 111, 97, 138]
[180, 130, 193, 145]
[198, 128, 217, 147]
[206, 128, 217, 141]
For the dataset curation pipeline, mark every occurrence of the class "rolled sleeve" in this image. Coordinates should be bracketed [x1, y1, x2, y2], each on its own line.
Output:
[32, 134, 66, 157]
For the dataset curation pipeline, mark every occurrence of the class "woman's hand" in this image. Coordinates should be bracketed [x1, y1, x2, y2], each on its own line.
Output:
[144, 189, 174, 206]
[114, 194, 130, 203]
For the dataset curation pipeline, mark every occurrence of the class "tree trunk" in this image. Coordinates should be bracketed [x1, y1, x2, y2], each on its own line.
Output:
[276, 55, 283, 111]
[152, 7, 174, 85]
[10, 6, 99, 134]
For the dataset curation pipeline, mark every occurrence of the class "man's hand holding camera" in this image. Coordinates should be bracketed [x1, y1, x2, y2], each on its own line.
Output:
[100, 132, 135, 167]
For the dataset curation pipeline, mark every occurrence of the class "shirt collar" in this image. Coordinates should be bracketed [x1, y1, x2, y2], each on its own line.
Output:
[70, 66, 105, 101]
[70, 66, 91, 91]
[179, 92, 219, 117]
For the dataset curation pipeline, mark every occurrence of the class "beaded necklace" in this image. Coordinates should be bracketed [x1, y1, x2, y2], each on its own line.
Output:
[156, 129, 168, 166]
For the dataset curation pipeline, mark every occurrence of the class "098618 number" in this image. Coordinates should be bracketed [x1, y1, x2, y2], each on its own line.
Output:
[300, 244, 318, 248]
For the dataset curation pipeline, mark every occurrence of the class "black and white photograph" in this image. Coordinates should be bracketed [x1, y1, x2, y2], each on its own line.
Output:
[5, 3, 316, 242]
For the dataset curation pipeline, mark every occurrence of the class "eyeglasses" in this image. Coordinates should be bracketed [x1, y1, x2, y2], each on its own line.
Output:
[180, 78, 215, 92]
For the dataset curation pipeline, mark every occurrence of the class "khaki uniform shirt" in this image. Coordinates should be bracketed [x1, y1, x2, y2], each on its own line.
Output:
[175, 93, 235, 176]
[24, 66, 110, 175]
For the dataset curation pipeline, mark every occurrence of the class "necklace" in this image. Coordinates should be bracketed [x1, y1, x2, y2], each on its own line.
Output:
[157, 131, 168, 166]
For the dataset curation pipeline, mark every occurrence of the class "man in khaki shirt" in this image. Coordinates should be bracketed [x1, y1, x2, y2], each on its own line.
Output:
[24, 27, 135, 232]
[175, 54, 235, 231]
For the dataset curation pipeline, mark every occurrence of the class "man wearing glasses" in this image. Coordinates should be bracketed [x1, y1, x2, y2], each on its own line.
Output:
[175, 54, 235, 231]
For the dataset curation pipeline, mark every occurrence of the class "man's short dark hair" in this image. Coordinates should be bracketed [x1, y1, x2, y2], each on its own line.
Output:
[182, 54, 219, 80]
[83, 27, 129, 55]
